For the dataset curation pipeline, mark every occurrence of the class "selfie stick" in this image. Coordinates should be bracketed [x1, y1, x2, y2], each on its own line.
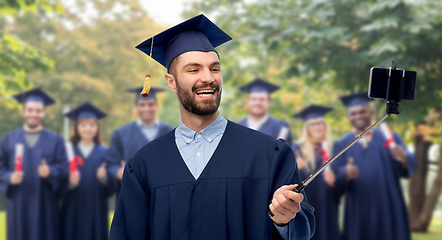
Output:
[269, 61, 403, 217]
[289, 113, 390, 195]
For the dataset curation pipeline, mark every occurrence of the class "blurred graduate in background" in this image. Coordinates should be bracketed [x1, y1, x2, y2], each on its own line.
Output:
[291, 105, 341, 240]
[331, 92, 417, 240]
[238, 78, 292, 143]
[105, 87, 173, 198]
[0, 88, 68, 240]
[61, 102, 112, 240]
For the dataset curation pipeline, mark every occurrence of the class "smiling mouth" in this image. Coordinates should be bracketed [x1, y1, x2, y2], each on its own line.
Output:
[195, 89, 215, 97]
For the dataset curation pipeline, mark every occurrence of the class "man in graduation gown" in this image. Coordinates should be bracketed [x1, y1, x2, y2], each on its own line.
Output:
[331, 92, 417, 240]
[0, 88, 69, 240]
[105, 87, 172, 194]
[109, 14, 315, 240]
[238, 78, 292, 143]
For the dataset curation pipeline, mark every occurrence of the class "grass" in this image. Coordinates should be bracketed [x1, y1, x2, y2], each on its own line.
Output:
[412, 215, 442, 240]
[0, 211, 4, 240]
[0, 211, 441, 240]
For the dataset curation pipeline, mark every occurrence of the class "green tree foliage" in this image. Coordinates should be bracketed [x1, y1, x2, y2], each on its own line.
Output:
[2, 0, 177, 143]
[184, 0, 442, 232]
[0, 0, 59, 110]
[185, 0, 441, 125]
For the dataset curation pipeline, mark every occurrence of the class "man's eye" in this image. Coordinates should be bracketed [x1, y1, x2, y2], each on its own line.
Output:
[188, 69, 198, 73]
[212, 68, 220, 72]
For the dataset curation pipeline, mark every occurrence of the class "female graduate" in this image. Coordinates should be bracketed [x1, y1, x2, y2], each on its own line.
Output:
[291, 105, 341, 240]
[61, 102, 111, 240]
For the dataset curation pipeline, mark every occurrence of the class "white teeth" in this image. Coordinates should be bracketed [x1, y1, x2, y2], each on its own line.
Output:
[196, 89, 215, 94]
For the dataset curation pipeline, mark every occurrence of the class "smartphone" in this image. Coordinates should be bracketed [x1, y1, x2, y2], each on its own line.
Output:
[368, 67, 416, 102]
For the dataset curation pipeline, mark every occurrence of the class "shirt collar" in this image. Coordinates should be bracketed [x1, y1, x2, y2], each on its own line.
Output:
[247, 114, 269, 130]
[177, 113, 227, 144]
[137, 118, 159, 128]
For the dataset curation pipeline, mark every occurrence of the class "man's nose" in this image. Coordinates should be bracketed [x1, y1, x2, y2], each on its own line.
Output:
[201, 68, 214, 84]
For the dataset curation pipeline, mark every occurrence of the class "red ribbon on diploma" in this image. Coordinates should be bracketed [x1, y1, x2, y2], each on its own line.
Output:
[14, 144, 24, 172]
[381, 123, 396, 150]
[14, 155, 22, 172]
[69, 156, 84, 173]
[321, 142, 329, 163]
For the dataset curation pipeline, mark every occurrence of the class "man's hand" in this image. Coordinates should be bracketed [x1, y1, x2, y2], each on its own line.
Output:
[269, 184, 303, 226]
[295, 151, 306, 170]
[10, 171, 24, 185]
[38, 160, 51, 178]
[69, 171, 81, 187]
[323, 168, 335, 188]
[390, 145, 408, 168]
[97, 163, 106, 180]
[345, 157, 358, 181]
[116, 161, 125, 181]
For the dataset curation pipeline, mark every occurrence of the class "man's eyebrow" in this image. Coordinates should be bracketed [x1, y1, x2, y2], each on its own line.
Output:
[182, 63, 202, 69]
[182, 61, 220, 70]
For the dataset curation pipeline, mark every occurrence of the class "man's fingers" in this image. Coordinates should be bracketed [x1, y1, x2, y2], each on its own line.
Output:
[275, 193, 300, 214]
[285, 190, 304, 204]
[279, 184, 298, 192]
[269, 203, 291, 224]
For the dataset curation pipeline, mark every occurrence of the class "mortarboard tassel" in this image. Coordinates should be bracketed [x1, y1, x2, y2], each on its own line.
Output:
[140, 36, 154, 98]
[140, 72, 151, 97]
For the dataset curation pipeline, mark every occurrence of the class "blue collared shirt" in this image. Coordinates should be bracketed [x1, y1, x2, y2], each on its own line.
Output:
[175, 112, 289, 239]
[175, 113, 227, 179]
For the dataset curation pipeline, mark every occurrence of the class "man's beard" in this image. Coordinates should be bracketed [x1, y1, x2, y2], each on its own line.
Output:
[352, 119, 371, 132]
[24, 120, 42, 130]
[175, 78, 222, 116]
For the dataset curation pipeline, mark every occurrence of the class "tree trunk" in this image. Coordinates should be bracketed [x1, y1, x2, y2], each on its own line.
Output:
[408, 134, 431, 232]
[417, 145, 442, 231]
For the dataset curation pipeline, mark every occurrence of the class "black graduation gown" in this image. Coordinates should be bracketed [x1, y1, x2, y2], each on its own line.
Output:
[61, 144, 112, 240]
[0, 128, 68, 240]
[238, 116, 292, 143]
[105, 121, 173, 190]
[291, 143, 341, 240]
[331, 129, 417, 240]
[109, 121, 315, 240]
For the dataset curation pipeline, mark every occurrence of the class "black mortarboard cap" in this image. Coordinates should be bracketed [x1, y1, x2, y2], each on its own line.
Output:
[239, 78, 280, 94]
[12, 88, 55, 106]
[126, 87, 165, 102]
[136, 14, 232, 70]
[293, 105, 333, 120]
[339, 92, 374, 108]
[64, 102, 107, 121]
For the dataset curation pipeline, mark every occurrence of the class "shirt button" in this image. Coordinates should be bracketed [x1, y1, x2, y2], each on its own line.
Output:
[208, 138, 212, 142]
[186, 140, 191, 143]
[197, 152, 201, 157]
[197, 134, 202, 138]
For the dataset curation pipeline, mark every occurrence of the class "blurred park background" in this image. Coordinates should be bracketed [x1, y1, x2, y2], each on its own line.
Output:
[0, 0, 441, 239]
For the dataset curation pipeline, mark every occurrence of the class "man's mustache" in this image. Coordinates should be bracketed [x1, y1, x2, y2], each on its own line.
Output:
[192, 82, 220, 92]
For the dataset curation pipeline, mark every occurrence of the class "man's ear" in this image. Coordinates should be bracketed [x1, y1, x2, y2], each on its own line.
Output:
[20, 106, 24, 116]
[165, 73, 177, 93]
